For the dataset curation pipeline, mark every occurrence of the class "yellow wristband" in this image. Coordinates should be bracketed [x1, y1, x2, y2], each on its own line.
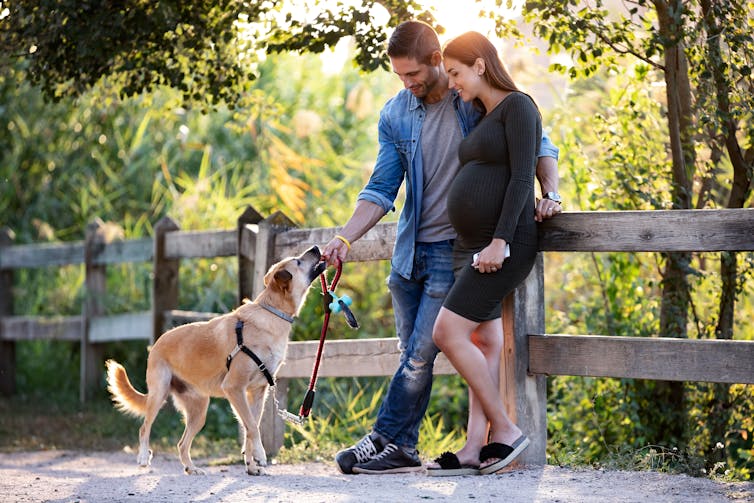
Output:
[334, 234, 351, 250]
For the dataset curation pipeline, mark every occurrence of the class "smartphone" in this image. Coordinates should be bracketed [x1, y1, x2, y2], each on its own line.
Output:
[473, 244, 510, 265]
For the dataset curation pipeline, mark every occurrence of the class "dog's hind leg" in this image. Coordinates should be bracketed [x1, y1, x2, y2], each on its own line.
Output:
[172, 388, 210, 475]
[138, 363, 172, 467]
[223, 378, 264, 475]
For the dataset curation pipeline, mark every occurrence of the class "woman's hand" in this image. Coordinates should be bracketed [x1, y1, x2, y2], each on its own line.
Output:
[472, 238, 508, 273]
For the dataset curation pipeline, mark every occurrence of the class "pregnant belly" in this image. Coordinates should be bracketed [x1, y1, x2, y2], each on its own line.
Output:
[446, 163, 504, 241]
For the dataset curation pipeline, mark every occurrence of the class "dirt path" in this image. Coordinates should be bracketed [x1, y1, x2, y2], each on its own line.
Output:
[1, 450, 752, 502]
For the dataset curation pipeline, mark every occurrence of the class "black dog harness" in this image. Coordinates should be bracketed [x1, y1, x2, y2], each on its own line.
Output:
[226, 319, 275, 386]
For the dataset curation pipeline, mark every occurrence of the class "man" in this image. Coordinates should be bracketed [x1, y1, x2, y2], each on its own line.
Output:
[322, 20, 561, 474]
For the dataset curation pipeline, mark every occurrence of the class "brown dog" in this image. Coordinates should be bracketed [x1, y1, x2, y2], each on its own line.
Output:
[106, 246, 326, 475]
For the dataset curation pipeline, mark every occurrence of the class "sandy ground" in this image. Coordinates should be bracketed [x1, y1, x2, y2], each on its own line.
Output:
[1, 449, 752, 503]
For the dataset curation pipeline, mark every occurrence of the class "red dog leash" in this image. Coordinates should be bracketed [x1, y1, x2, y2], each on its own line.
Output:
[278, 258, 359, 424]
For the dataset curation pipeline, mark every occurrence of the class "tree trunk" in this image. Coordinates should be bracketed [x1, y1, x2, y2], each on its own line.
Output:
[641, 0, 697, 446]
[700, 0, 754, 469]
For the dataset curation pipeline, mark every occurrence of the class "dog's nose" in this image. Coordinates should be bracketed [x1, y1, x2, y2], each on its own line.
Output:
[307, 245, 321, 259]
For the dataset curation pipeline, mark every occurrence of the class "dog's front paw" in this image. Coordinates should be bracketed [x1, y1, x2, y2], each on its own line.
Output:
[252, 446, 267, 467]
[244, 453, 268, 476]
[245, 461, 266, 476]
[185, 466, 206, 475]
[137, 449, 153, 467]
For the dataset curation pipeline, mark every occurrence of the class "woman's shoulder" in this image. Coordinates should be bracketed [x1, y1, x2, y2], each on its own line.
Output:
[495, 91, 539, 119]
[502, 91, 537, 108]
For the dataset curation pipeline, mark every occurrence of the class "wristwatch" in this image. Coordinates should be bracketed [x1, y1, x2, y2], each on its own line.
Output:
[543, 192, 562, 204]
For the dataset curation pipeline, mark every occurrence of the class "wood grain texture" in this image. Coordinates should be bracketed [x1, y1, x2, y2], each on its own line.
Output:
[1, 315, 82, 341]
[275, 222, 396, 261]
[529, 334, 754, 384]
[3, 210, 752, 269]
[89, 312, 152, 343]
[165, 229, 236, 259]
[280, 338, 456, 378]
[152, 217, 180, 343]
[537, 209, 754, 252]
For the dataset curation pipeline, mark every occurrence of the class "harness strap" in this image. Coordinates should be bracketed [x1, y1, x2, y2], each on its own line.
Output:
[226, 320, 275, 387]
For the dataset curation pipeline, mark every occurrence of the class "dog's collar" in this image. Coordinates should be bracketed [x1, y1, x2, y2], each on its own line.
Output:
[259, 303, 295, 323]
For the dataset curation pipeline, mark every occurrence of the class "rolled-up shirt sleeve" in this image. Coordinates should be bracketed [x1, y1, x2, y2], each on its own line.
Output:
[538, 132, 559, 160]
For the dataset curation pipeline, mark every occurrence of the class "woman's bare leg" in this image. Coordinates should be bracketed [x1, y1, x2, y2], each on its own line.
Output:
[453, 321, 503, 465]
[433, 307, 521, 468]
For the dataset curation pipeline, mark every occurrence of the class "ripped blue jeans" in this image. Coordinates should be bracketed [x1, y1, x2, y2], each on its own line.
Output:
[373, 240, 455, 449]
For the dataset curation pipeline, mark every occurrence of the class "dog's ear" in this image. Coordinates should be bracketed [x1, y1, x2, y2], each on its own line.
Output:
[264, 264, 291, 287]
[271, 268, 293, 291]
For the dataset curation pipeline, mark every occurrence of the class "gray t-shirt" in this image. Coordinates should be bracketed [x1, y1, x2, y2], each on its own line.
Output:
[417, 92, 464, 242]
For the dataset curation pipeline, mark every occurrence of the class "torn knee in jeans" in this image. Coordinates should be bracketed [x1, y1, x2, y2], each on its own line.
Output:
[400, 356, 430, 382]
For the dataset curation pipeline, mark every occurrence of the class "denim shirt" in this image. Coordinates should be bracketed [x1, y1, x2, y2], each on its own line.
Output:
[357, 88, 559, 279]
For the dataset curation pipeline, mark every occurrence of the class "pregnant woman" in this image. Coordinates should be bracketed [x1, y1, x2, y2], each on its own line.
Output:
[431, 31, 542, 476]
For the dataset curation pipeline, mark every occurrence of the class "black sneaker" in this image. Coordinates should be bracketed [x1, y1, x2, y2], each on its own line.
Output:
[351, 443, 423, 474]
[335, 433, 386, 474]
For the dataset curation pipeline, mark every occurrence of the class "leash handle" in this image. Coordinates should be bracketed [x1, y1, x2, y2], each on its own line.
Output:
[320, 257, 343, 312]
[298, 389, 316, 417]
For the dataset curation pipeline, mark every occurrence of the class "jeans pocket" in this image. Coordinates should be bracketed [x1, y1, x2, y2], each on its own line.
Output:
[424, 245, 455, 299]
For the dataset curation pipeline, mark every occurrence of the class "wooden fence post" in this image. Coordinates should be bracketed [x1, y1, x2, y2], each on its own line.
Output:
[0, 228, 15, 396]
[80, 219, 107, 402]
[501, 253, 547, 465]
[237, 205, 264, 304]
[250, 211, 296, 457]
[252, 211, 296, 298]
[152, 217, 180, 341]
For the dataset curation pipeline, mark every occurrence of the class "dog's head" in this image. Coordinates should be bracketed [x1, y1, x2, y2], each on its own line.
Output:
[262, 246, 327, 312]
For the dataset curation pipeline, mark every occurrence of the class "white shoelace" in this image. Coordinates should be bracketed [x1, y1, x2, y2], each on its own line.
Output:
[370, 443, 398, 460]
[352, 436, 379, 462]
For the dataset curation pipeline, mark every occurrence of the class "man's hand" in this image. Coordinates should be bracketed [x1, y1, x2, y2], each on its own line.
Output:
[535, 197, 562, 222]
[322, 237, 349, 266]
[534, 156, 561, 222]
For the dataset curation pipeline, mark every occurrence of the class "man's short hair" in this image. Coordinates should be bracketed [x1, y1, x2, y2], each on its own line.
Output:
[387, 21, 440, 65]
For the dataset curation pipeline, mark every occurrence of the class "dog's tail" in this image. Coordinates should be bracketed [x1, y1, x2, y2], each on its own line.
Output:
[105, 359, 147, 417]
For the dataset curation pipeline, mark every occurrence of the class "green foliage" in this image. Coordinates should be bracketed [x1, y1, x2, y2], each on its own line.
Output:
[0, 0, 435, 109]
[1, 47, 401, 405]
[1, 1, 266, 107]
[266, 0, 437, 73]
[543, 57, 754, 479]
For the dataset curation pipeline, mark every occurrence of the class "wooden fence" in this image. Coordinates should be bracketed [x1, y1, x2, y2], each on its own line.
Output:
[1, 206, 753, 465]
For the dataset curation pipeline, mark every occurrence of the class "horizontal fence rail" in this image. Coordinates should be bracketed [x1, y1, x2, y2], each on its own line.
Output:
[4, 210, 753, 272]
[1, 207, 753, 462]
[537, 209, 754, 252]
[529, 335, 754, 384]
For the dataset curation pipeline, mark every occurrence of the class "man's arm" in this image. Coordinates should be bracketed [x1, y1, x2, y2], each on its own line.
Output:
[322, 200, 386, 265]
[535, 155, 562, 222]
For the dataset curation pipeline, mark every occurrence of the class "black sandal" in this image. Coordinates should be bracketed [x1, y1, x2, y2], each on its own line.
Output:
[478, 435, 530, 475]
[427, 451, 480, 477]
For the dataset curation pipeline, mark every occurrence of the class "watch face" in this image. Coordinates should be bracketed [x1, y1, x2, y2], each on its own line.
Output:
[545, 192, 562, 202]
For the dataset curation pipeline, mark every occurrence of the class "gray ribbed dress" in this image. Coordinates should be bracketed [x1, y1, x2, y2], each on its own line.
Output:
[443, 92, 542, 322]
